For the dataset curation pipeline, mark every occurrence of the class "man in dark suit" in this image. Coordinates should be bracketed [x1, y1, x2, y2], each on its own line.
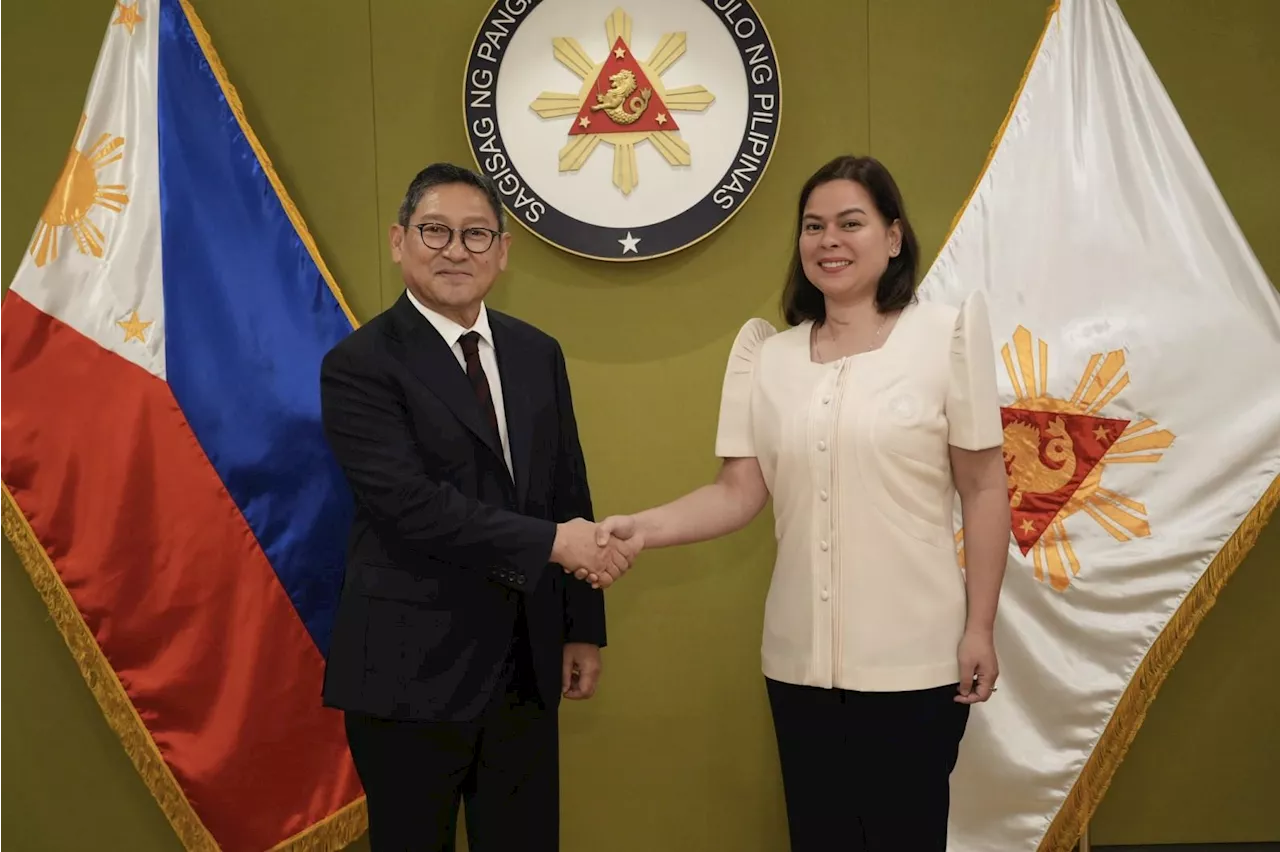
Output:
[318, 163, 632, 851]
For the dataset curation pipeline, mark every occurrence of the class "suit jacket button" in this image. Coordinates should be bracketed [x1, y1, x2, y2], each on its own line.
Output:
[517, 575, 526, 585]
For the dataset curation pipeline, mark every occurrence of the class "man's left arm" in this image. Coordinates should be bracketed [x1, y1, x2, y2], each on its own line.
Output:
[550, 341, 607, 697]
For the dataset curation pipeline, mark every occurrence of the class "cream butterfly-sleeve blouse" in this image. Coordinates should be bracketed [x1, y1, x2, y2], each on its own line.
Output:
[714, 291, 1004, 692]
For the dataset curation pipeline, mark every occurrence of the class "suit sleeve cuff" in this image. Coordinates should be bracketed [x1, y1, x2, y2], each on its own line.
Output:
[487, 517, 557, 593]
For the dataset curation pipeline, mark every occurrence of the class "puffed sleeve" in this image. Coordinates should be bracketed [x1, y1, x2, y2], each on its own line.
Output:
[714, 318, 777, 458]
[945, 290, 1005, 451]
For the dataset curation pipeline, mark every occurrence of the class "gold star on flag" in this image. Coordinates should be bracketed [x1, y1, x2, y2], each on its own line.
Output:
[579, 116, 591, 129]
[117, 309, 153, 343]
[1020, 519, 1037, 535]
[1094, 425, 1109, 440]
[113, 1, 145, 35]
[656, 113, 667, 125]
[614, 47, 626, 59]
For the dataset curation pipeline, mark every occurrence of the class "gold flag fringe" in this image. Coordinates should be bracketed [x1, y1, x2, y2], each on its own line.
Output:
[2, 486, 220, 851]
[1038, 471, 1280, 852]
[3, 484, 371, 850]
[267, 799, 368, 852]
[936, 2, 1280, 848]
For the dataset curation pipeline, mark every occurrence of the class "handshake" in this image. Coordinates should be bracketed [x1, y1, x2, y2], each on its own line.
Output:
[551, 516, 643, 589]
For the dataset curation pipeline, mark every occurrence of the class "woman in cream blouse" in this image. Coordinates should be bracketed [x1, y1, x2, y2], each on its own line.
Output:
[585, 155, 1011, 850]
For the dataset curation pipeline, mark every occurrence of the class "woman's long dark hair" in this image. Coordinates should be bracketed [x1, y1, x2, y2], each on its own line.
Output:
[781, 155, 921, 326]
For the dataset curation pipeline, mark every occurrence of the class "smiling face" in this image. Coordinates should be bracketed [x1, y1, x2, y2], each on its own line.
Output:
[389, 181, 510, 326]
[798, 178, 902, 307]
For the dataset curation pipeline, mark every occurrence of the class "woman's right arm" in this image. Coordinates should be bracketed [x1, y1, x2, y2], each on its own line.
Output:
[581, 457, 769, 587]
[629, 456, 769, 548]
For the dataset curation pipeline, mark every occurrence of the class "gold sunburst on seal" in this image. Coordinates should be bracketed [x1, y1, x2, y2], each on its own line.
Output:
[529, 7, 716, 195]
[29, 114, 130, 268]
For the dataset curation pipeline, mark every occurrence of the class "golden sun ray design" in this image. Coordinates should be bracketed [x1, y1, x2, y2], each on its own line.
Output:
[29, 114, 131, 268]
[957, 325, 1176, 592]
[529, 8, 715, 196]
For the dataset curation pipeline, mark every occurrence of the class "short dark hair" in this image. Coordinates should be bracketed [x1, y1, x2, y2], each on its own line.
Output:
[397, 162, 506, 231]
[780, 155, 920, 326]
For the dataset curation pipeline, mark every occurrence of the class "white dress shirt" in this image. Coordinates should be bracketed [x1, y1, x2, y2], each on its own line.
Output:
[714, 291, 1005, 692]
[405, 289, 513, 477]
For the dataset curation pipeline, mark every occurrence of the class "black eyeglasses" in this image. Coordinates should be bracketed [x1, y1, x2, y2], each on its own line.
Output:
[413, 222, 501, 253]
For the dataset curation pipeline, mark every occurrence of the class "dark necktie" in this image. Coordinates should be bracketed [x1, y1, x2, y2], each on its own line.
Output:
[458, 331, 502, 447]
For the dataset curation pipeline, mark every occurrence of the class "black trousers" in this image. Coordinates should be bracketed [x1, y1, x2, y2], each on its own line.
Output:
[766, 677, 970, 852]
[344, 623, 557, 852]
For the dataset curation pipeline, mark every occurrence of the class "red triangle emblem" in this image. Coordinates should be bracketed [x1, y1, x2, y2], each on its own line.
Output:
[1000, 407, 1130, 554]
[568, 37, 679, 136]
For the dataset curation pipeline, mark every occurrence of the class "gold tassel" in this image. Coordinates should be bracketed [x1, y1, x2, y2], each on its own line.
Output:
[1038, 471, 1280, 851]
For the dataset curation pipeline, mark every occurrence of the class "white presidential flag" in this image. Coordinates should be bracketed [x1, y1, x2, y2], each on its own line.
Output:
[917, 0, 1280, 849]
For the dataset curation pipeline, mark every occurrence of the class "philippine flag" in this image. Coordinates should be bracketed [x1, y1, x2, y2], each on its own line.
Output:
[2, 1, 366, 849]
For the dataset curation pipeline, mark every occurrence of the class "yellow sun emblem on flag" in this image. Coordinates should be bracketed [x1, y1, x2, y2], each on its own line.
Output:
[528, 7, 716, 196]
[29, 114, 130, 268]
[959, 326, 1176, 592]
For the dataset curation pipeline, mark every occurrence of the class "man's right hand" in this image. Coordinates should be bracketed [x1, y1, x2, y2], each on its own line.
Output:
[551, 518, 636, 587]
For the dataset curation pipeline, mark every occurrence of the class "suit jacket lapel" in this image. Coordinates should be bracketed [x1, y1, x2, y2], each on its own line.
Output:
[387, 294, 506, 468]
[490, 312, 533, 510]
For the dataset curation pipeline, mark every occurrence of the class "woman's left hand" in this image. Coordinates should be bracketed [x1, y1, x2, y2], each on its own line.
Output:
[956, 629, 999, 704]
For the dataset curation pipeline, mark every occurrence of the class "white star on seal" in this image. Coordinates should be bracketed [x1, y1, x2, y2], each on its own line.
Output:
[618, 232, 640, 254]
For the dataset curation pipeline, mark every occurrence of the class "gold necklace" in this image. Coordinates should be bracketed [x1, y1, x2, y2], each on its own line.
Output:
[815, 311, 889, 362]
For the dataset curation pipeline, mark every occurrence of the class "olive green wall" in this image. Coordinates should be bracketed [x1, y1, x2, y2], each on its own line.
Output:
[2, 1, 1276, 849]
